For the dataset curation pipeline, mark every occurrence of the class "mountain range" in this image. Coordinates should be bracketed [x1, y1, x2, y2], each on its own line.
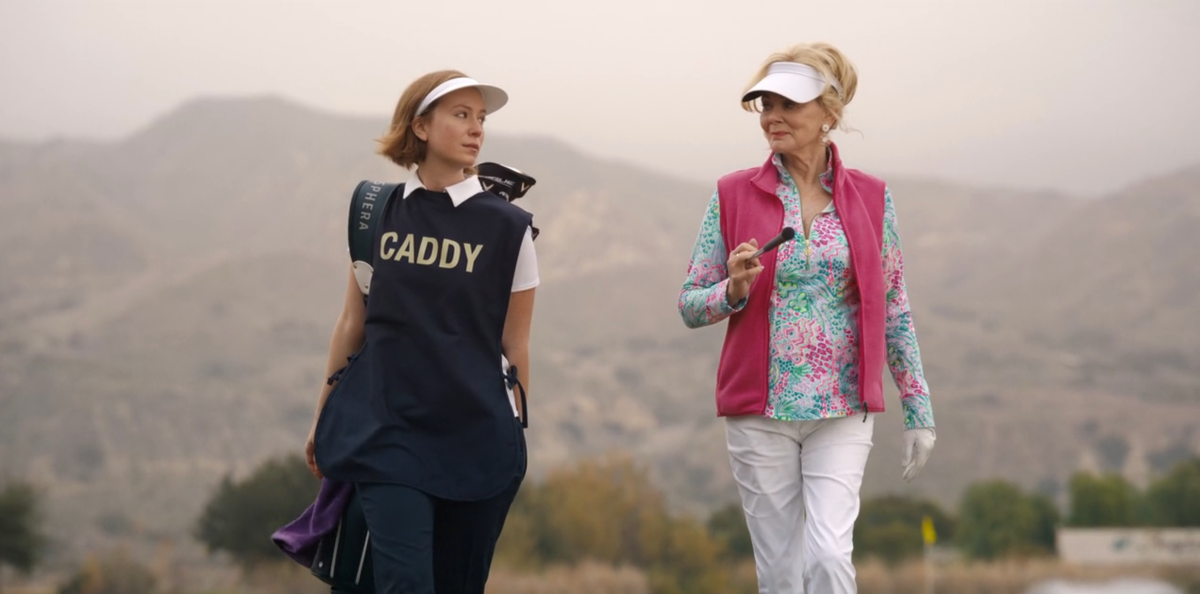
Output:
[1, 96, 1197, 557]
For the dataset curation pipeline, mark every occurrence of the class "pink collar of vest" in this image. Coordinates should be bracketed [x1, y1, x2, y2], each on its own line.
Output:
[750, 142, 846, 195]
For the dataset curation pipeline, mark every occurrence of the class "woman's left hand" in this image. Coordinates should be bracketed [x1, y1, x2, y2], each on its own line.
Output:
[305, 425, 323, 479]
[901, 428, 936, 482]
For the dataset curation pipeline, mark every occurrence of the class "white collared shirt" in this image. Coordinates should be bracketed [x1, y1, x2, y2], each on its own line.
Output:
[404, 172, 539, 292]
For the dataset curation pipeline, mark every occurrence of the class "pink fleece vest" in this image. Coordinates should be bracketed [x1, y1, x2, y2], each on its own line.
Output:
[715, 143, 887, 417]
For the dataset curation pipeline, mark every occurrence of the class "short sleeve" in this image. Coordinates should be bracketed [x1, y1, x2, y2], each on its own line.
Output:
[511, 226, 539, 292]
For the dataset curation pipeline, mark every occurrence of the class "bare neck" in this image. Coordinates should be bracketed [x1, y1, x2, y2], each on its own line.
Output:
[415, 158, 468, 192]
[780, 143, 830, 187]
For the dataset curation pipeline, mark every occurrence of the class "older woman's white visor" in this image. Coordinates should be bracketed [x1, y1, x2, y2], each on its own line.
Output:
[742, 62, 842, 104]
[417, 77, 508, 115]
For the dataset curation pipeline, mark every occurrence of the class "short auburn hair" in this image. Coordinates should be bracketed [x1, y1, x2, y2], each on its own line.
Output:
[376, 69, 469, 169]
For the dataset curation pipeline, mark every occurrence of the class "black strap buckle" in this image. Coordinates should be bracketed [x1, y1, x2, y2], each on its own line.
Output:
[505, 365, 529, 428]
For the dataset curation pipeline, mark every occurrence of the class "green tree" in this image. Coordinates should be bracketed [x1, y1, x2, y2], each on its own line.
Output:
[853, 495, 955, 565]
[648, 517, 741, 594]
[58, 550, 157, 594]
[955, 480, 1058, 560]
[1144, 457, 1200, 527]
[497, 454, 753, 594]
[1066, 472, 1141, 527]
[706, 503, 753, 561]
[193, 454, 319, 569]
[523, 454, 672, 566]
[0, 480, 48, 588]
[1027, 492, 1061, 552]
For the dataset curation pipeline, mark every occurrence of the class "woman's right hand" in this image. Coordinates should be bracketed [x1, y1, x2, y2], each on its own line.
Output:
[305, 425, 323, 479]
[726, 239, 764, 305]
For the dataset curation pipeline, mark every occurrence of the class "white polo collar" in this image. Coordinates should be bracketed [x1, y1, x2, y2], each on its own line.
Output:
[402, 171, 485, 207]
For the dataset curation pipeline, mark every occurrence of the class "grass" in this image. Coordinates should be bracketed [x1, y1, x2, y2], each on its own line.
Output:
[5, 556, 1198, 594]
[855, 557, 1200, 594]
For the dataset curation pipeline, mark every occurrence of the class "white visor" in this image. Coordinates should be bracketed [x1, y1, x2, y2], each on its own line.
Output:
[417, 77, 508, 116]
[742, 62, 842, 104]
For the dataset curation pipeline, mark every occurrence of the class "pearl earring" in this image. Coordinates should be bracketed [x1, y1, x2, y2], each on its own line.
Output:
[821, 123, 831, 145]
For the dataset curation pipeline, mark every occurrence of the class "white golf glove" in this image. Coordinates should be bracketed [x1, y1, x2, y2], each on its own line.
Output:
[901, 428, 936, 482]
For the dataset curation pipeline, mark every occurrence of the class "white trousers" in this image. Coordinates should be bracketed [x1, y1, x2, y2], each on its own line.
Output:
[725, 413, 875, 594]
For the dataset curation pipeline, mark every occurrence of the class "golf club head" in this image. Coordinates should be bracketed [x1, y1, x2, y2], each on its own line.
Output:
[477, 162, 537, 202]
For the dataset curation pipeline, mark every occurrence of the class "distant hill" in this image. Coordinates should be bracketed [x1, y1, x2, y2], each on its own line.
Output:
[0, 96, 1196, 557]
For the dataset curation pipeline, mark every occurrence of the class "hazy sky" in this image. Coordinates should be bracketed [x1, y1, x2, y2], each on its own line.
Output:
[2, 0, 1198, 196]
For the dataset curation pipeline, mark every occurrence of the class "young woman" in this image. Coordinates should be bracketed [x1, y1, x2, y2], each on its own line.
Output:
[306, 70, 538, 594]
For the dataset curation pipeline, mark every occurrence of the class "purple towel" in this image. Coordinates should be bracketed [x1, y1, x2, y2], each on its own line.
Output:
[271, 478, 354, 566]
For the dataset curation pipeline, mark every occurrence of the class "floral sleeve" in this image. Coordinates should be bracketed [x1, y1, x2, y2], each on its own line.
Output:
[882, 187, 936, 430]
[678, 190, 745, 329]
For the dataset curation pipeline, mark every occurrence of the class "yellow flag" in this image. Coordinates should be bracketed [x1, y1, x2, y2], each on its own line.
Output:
[922, 515, 937, 545]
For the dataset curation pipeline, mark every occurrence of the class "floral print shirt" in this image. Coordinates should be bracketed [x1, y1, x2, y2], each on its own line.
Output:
[679, 154, 935, 430]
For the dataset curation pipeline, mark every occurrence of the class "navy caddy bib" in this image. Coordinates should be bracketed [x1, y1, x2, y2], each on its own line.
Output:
[316, 185, 532, 501]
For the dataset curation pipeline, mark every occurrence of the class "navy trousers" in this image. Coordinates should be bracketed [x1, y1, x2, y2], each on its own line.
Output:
[356, 467, 523, 594]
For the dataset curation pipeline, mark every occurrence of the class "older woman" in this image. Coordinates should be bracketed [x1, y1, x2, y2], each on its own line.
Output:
[678, 43, 937, 594]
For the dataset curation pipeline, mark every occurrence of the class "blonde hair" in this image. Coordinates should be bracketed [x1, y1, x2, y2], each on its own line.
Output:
[742, 42, 859, 131]
[376, 69, 470, 169]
